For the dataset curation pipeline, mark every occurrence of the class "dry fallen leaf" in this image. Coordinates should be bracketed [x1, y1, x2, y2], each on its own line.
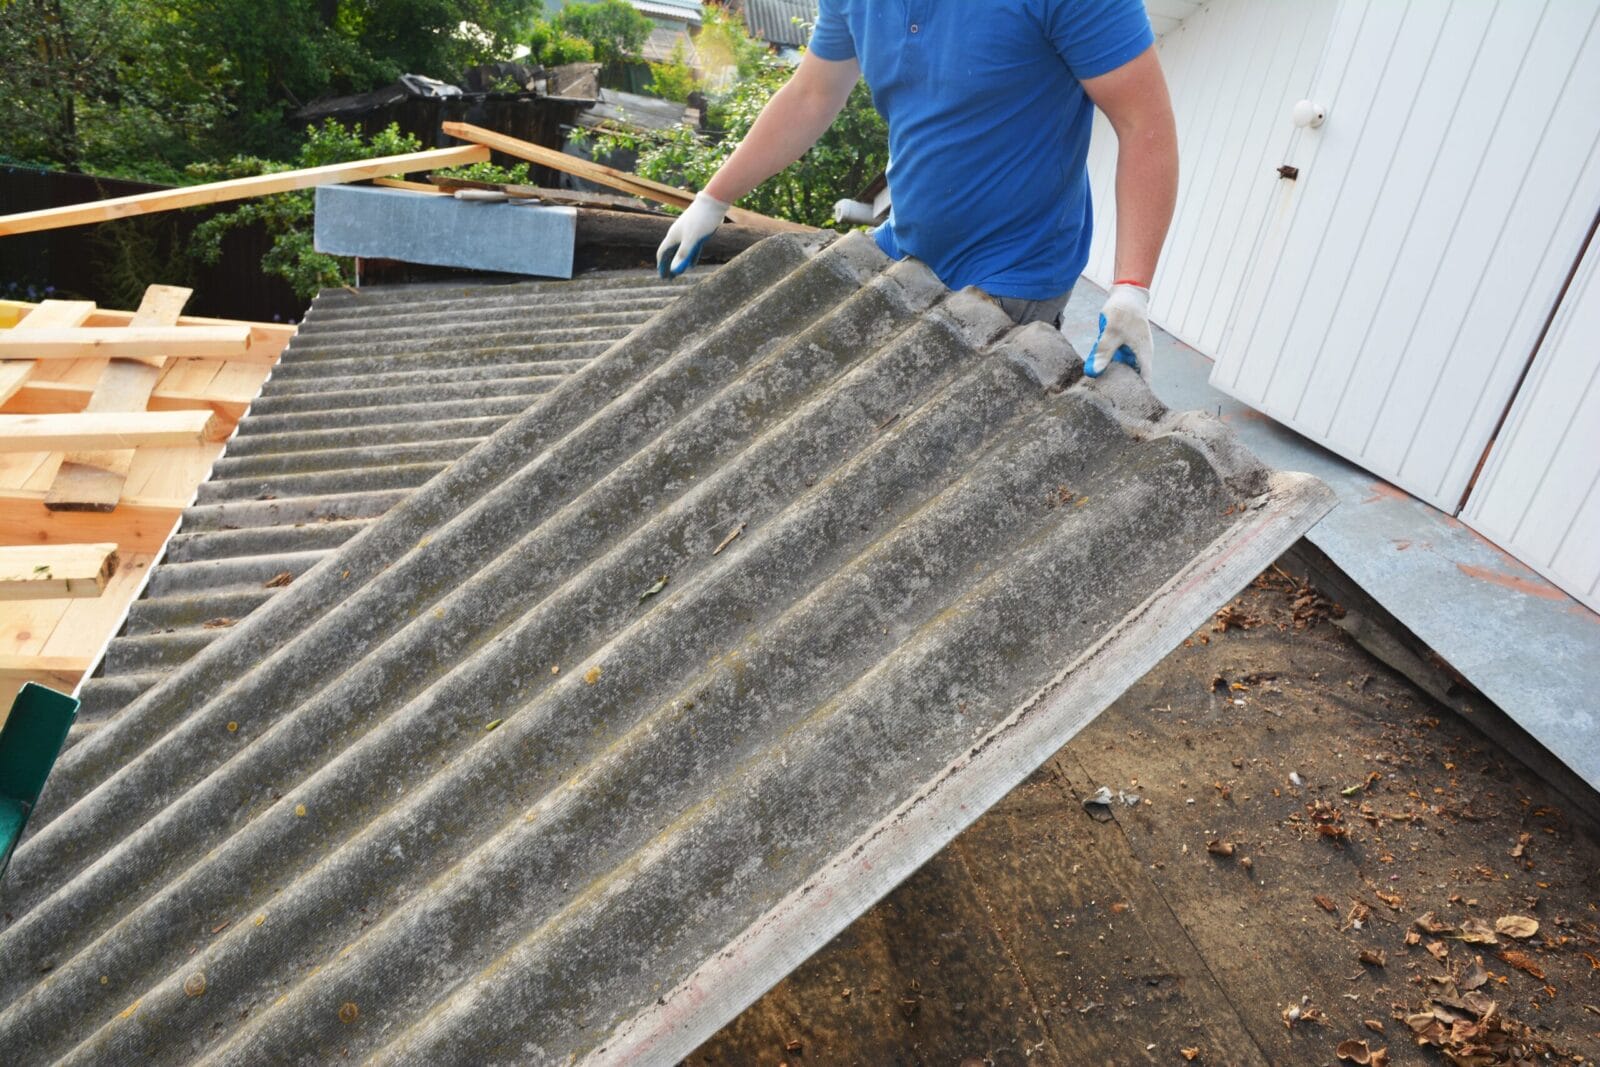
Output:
[1459, 918, 1499, 944]
[1498, 949, 1546, 980]
[1335, 1038, 1376, 1064]
[1414, 911, 1453, 934]
[1358, 948, 1386, 967]
[1206, 839, 1235, 857]
[1180, 1049, 1199, 1062]
[1426, 940, 1449, 961]
[1495, 915, 1538, 939]
[263, 571, 294, 588]
[1362, 1018, 1385, 1034]
[1315, 895, 1339, 913]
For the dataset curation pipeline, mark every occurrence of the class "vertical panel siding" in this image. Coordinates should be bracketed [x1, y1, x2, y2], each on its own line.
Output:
[1082, 0, 1336, 355]
[1210, 0, 1600, 512]
[1463, 224, 1600, 612]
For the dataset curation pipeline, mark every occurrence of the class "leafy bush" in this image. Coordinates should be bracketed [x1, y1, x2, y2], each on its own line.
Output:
[647, 39, 698, 103]
[588, 55, 888, 229]
[529, 0, 650, 68]
[188, 121, 424, 299]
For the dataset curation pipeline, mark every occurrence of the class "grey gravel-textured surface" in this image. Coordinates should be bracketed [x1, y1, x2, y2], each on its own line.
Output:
[0, 233, 1331, 1065]
[70, 271, 686, 741]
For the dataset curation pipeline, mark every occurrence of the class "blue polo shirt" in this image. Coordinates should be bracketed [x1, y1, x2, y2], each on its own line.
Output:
[810, 0, 1152, 299]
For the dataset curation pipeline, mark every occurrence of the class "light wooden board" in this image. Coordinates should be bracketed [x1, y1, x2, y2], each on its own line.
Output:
[0, 411, 223, 452]
[0, 326, 253, 362]
[0, 495, 182, 554]
[0, 145, 491, 236]
[0, 299, 98, 407]
[46, 285, 191, 512]
[440, 122, 815, 234]
[0, 543, 118, 599]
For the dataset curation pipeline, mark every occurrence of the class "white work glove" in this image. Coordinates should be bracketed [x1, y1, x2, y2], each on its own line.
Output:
[656, 190, 729, 278]
[1084, 282, 1154, 383]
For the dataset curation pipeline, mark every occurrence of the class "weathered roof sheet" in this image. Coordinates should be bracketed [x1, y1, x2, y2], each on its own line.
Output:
[0, 233, 1330, 1064]
[739, 0, 818, 47]
[73, 271, 686, 741]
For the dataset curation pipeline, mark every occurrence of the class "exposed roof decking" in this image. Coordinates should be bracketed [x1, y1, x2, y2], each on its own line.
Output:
[1, 233, 1329, 1064]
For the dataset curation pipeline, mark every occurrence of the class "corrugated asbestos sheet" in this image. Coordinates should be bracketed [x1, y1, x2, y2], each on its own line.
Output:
[739, 0, 818, 47]
[72, 271, 687, 743]
[0, 233, 1331, 1065]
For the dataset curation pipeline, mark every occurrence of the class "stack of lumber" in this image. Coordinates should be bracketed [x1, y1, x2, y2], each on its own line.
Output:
[0, 287, 292, 710]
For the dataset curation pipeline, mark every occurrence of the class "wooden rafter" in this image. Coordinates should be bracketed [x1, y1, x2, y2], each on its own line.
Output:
[46, 284, 191, 512]
[0, 326, 255, 362]
[0, 145, 492, 236]
[0, 543, 118, 599]
[440, 122, 816, 234]
[0, 410, 224, 452]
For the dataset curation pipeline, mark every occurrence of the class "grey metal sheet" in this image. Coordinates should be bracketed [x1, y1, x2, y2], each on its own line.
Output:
[314, 185, 577, 278]
[0, 233, 1330, 1064]
[740, 0, 818, 46]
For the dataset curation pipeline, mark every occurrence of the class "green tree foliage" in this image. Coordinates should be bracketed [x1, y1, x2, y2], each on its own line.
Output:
[588, 54, 888, 229]
[695, 6, 767, 86]
[188, 121, 425, 299]
[529, 21, 596, 66]
[0, 0, 227, 180]
[535, 0, 651, 67]
[180, 0, 541, 157]
[646, 38, 697, 103]
[0, 0, 541, 176]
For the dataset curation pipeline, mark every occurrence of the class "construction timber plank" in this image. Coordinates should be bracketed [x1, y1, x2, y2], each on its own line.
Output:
[0, 543, 118, 599]
[0, 145, 491, 236]
[0, 411, 223, 453]
[0, 495, 181, 554]
[47, 285, 192, 512]
[0, 326, 253, 363]
[0, 300, 97, 407]
[441, 121, 815, 234]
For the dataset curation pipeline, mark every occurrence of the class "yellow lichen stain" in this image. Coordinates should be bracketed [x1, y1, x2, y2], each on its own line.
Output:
[434, 608, 445, 619]
[294, 804, 307, 818]
[417, 536, 431, 548]
[99, 975, 109, 986]
[583, 665, 602, 685]
[550, 664, 560, 675]
[254, 914, 267, 926]
[183, 971, 206, 998]
[338, 1002, 360, 1024]
[226, 721, 239, 733]
[117, 999, 141, 1020]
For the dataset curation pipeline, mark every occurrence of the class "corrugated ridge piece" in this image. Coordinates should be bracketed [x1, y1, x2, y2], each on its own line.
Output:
[0, 233, 1332, 1065]
[71, 271, 688, 735]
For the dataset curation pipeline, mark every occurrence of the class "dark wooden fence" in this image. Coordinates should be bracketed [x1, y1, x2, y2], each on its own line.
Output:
[0, 165, 306, 322]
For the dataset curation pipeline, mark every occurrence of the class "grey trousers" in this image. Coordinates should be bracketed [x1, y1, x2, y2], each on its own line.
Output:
[993, 289, 1074, 328]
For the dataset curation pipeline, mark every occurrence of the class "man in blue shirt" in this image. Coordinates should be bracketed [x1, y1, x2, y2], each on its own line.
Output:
[657, 0, 1178, 381]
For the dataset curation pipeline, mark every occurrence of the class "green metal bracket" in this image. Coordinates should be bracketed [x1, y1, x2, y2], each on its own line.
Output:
[0, 682, 79, 883]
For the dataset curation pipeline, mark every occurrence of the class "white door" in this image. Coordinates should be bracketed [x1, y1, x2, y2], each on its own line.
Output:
[1461, 221, 1600, 612]
[1082, 0, 1338, 356]
[1209, 0, 1600, 513]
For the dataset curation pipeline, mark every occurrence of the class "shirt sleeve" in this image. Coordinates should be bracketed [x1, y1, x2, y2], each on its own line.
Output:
[1045, 0, 1154, 80]
[808, 0, 857, 61]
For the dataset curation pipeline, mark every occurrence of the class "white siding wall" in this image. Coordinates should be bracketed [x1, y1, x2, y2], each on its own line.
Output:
[1210, 0, 1600, 513]
[1463, 227, 1600, 612]
[1083, 0, 1337, 355]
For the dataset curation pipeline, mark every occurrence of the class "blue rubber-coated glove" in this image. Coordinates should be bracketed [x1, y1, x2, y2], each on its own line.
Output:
[1084, 283, 1154, 382]
[656, 191, 729, 278]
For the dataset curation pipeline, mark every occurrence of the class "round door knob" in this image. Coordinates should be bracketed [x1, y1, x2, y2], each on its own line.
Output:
[1292, 100, 1327, 128]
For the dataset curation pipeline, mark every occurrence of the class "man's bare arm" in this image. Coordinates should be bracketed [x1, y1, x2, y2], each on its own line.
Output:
[704, 52, 862, 203]
[1081, 46, 1178, 286]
